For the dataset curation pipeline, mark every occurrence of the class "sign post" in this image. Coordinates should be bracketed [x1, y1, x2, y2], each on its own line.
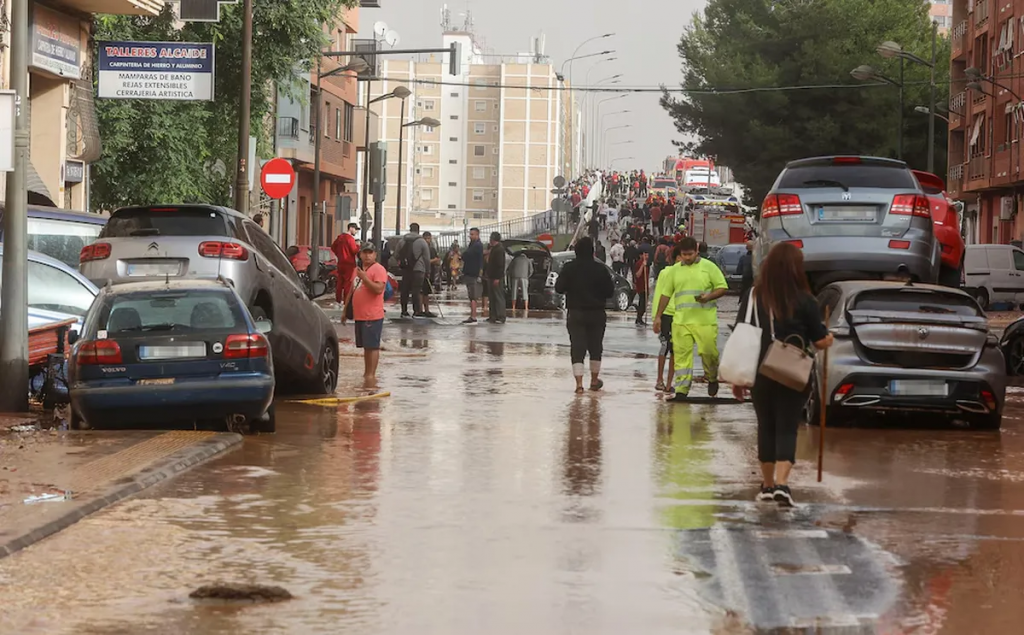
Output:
[260, 158, 296, 200]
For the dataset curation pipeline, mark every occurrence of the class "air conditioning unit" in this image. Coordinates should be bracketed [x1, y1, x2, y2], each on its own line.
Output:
[1000, 196, 1015, 220]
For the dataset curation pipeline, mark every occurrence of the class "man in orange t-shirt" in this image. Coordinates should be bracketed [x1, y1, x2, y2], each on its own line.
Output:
[348, 243, 388, 383]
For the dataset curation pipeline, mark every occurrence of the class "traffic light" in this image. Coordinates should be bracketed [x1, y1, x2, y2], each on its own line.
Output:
[449, 41, 462, 76]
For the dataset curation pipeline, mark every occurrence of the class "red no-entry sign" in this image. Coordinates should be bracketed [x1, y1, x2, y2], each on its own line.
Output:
[260, 158, 296, 199]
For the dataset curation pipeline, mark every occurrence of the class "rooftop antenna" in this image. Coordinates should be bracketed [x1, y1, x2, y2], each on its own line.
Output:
[440, 4, 451, 32]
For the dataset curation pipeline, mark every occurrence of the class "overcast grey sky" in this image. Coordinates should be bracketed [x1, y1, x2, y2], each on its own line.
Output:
[364, 0, 704, 173]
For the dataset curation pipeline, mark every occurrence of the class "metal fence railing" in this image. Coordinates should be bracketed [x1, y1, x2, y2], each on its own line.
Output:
[431, 209, 573, 254]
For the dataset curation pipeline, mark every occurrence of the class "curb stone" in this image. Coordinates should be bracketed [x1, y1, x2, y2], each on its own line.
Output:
[0, 432, 243, 559]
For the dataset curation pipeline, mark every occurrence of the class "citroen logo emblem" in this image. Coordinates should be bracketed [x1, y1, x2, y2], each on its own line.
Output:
[147, 242, 159, 252]
[918, 327, 930, 340]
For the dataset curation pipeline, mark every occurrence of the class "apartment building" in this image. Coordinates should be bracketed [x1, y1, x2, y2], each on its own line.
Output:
[931, 0, 953, 34]
[0, 0, 162, 211]
[367, 31, 574, 233]
[273, 6, 363, 247]
[947, 0, 1024, 244]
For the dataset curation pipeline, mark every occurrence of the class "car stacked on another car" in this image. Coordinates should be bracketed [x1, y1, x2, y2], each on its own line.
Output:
[546, 252, 635, 311]
[757, 156, 942, 292]
[810, 281, 1006, 429]
[69, 279, 275, 433]
[912, 170, 965, 288]
[79, 204, 338, 394]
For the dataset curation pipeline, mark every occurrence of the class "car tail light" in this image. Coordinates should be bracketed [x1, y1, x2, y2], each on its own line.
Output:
[80, 242, 112, 263]
[224, 333, 269, 359]
[78, 340, 122, 365]
[832, 157, 862, 164]
[198, 241, 249, 260]
[784, 239, 804, 248]
[981, 389, 997, 411]
[761, 193, 803, 218]
[888, 240, 911, 249]
[834, 383, 855, 401]
[890, 194, 931, 218]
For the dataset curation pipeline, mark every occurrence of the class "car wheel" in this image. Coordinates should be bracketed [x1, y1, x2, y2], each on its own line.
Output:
[1006, 335, 1024, 375]
[938, 263, 962, 288]
[974, 288, 990, 311]
[311, 340, 339, 395]
[615, 290, 630, 311]
[250, 306, 270, 323]
[251, 404, 276, 434]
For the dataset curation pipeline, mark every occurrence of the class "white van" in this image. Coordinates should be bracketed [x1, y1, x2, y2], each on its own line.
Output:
[963, 244, 1024, 309]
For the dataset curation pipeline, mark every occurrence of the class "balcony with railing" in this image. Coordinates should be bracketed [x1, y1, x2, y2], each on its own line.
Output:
[968, 154, 988, 181]
[973, 0, 989, 28]
[950, 91, 967, 126]
[952, 20, 968, 59]
[277, 117, 299, 140]
[948, 163, 965, 195]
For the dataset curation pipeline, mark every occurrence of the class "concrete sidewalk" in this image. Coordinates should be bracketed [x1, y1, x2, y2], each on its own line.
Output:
[0, 416, 241, 558]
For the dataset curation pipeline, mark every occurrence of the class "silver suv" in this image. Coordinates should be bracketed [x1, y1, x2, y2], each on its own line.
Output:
[79, 204, 338, 394]
[756, 156, 941, 291]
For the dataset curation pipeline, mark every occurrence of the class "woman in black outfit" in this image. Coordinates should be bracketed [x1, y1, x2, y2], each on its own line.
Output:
[733, 242, 833, 507]
[555, 237, 615, 393]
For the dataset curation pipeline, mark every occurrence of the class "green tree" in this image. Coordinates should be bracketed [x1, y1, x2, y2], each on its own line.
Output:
[662, 0, 949, 206]
[92, 0, 355, 210]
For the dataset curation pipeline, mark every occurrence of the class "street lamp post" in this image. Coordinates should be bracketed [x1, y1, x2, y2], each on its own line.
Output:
[564, 33, 614, 178]
[876, 29, 939, 171]
[594, 94, 627, 167]
[599, 110, 630, 166]
[310, 57, 369, 281]
[851, 64, 904, 160]
[610, 156, 635, 168]
[234, 0, 253, 214]
[914, 106, 950, 124]
[601, 124, 631, 168]
[361, 85, 410, 243]
[586, 73, 622, 167]
[395, 112, 441, 235]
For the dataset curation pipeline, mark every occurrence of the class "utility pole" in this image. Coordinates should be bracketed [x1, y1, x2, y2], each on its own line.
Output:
[360, 75, 374, 243]
[395, 97, 406, 235]
[0, 0, 29, 412]
[234, 0, 253, 214]
[311, 57, 324, 281]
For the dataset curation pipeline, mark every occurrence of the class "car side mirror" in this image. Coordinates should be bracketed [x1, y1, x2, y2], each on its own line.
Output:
[309, 280, 328, 299]
[67, 330, 79, 346]
[255, 318, 273, 334]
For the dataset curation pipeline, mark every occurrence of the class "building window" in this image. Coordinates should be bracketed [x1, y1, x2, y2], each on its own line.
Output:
[450, 115, 459, 120]
[494, 103, 499, 110]
[1006, 111, 1014, 146]
[422, 145, 433, 155]
[474, 145, 485, 157]
[473, 190, 485, 202]
[450, 92, 459, 97]
[474, 79, 487, 88]
[475, 100, 487, 112]
[474, 123, 486, 135]
[492, 168, 498, 177]
[449, 181, 458, 187]
[449, 137, 459, 142]
[493, 147, 499, 155]
[448, 204, 457, 209]
[344, 103, 354, 141]
[449, 159, 458, 164]
[473, 167, 485, 179]
[423, 100, 435, 111]
[493, 124, 499, 132]
[424, 125, 435, 133]
[335, 107, 342, 140]
[423, 167, 434, 178]
[324, 101, 331, 136]
[421, 189, 432, 201]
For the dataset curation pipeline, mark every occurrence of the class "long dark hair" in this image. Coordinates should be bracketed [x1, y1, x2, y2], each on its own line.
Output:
[756, 242, 811, 320]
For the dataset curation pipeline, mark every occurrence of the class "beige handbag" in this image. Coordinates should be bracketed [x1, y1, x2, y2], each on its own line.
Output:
[758, 311, 814, 391]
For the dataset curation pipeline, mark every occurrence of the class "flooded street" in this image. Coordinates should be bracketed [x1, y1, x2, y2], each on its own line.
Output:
[4, 301, 1024, 633]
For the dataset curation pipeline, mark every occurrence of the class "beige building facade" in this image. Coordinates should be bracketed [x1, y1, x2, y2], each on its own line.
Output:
[367, 32, 574, 233]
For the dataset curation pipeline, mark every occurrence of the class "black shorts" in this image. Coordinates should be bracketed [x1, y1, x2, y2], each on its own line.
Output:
[659, 315, 674, 357]
[355, 319, 384, 350]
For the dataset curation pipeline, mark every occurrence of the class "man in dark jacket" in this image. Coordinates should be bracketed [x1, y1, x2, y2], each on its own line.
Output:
[555, 237, 615, 393]
[486, 232, 507, 324]
[461, 227, 484, 324]
[737, 240, 755, 299]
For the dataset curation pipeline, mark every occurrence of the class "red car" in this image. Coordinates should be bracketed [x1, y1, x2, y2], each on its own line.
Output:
[912, 170, 965, 287]
[286, 245, 338, 273]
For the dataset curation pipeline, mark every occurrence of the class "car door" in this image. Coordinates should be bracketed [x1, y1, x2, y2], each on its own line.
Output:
[241, 221, 320, 374]
[987, 247, 1016, 304]
[1012, 249, 1024, 305]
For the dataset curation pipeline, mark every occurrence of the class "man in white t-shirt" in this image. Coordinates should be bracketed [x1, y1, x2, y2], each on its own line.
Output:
[609, 239, 626, 276]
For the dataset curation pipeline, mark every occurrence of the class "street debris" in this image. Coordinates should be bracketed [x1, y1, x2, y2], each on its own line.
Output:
[8, 424, 38, 433]
[23, 491, 73, 504]
[189, 583, 293, 603]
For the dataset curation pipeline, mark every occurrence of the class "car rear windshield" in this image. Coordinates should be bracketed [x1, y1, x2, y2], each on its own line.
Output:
[779, 164, 917, 190]
[718, 247, 745, 265]
[101, 208, 230, 238]
[99, 289, 246, 334]
[654, 180, 675, 188]
[850, 289, 981, 317]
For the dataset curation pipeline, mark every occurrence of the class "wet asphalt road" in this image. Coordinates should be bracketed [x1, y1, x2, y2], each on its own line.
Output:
[4, 296, 1024, 633]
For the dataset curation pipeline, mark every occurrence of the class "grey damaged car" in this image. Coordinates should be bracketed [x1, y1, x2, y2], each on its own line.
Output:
[808, 281, 1006, 429]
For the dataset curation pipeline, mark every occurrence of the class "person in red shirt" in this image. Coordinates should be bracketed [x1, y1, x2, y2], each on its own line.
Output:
[345, 243, 389, 384]
[651, 203, 664, 238]
[331, 222, 360, 303]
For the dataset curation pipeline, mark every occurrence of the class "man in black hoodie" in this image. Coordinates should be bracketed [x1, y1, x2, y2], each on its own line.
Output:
[555, 237, 615, 393]
[486, 231, 507, 324]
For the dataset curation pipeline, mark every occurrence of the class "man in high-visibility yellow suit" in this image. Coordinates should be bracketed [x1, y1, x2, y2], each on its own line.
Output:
[653, 236, 729, 402]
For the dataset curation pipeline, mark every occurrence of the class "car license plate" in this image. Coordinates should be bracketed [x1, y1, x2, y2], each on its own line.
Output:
[139, 343, 206, 360]
[127, 262, 180, 277]
[817, 206, 876, 222]
[890, 380, 948, 397]
[138, 378, 175, 386]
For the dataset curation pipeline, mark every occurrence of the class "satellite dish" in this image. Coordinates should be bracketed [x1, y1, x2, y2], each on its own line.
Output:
[385, 30, 400, 47]
[373, 21, 389, 37]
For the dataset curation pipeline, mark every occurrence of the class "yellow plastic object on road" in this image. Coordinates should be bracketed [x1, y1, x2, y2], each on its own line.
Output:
[288, 392, 391, 407]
